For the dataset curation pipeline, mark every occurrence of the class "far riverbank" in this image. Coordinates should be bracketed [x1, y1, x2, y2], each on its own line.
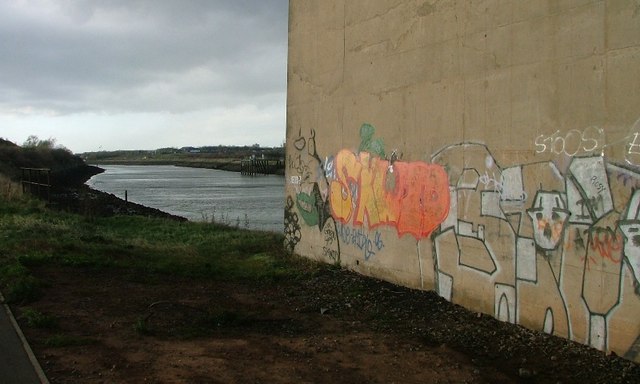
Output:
[81, 145, 285, 175]
[90, 158, 285, 175]
[92, 158, 241, 172]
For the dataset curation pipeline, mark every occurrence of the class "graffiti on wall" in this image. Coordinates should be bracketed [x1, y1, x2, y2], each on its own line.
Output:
[288, 123, 450, 261]
[534, 126, 603, 157]
[337, 223, 385, 260]
[287, 128, 341, 263]
[329, 149, 450, 239]
[534, 117, 640, 167]
[329, 124, 450, 239]
[287, 121, 640, 361]
[284, 196, 301, 253]
[430, 138, 640, 359]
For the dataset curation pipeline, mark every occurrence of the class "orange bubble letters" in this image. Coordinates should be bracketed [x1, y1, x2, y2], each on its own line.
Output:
[329, 150, 450, 239]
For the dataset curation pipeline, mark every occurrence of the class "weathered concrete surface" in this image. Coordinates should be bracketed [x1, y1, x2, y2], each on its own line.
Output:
[285, 0, 640, 361]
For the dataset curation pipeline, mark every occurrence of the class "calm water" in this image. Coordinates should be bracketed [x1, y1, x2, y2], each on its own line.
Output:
[86, 165, 284, 232]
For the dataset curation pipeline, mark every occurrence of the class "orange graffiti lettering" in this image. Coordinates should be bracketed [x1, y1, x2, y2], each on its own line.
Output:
[329, 149, 358, 222]
[589, 229, 623, 264]
[354, 152, 397, 226]
[329, 150, 450, 239]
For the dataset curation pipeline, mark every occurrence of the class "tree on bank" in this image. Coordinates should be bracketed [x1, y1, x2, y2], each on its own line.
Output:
[23, 135, 59, 151]
[0, 136, 92, 184]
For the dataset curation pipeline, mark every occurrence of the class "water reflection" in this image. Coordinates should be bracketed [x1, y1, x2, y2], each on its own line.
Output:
[87, 165, 284, 233]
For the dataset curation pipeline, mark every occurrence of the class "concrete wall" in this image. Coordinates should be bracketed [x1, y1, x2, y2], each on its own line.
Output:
[285, 0, 640, 361]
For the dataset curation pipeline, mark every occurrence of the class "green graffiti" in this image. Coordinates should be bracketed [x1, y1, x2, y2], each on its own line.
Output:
[296, 190, 319, 226]
[358, 123, 385, 158]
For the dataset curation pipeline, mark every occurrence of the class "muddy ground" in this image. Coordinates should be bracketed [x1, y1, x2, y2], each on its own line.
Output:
[14, 262, 640, 384]
[12, 185, 639, 383]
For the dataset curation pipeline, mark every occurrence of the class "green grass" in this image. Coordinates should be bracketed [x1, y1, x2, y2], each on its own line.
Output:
[20, 308, 59, 329]
[0, 196, 308, 305]
[44, 334, 97, 348]
[133, 316, 154, 336]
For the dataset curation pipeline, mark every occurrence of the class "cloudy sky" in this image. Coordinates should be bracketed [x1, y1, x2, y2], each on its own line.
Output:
[0, 0, 288, 153]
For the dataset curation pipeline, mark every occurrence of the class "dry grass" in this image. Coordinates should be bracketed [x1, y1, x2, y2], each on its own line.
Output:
[0, 173, 22, 200]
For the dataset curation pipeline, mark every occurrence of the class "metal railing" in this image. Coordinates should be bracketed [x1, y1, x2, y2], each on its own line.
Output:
[21, 167, 51, 201]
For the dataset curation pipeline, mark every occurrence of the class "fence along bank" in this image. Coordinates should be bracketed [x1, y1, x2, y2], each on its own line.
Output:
[284, 0, 640, 361]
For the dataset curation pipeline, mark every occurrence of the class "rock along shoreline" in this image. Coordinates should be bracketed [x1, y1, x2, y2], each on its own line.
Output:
[49, 164, 187, 221]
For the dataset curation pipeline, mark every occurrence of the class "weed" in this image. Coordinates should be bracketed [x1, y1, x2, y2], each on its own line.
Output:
[3, 275, 43, 304]
[45, 334, 97, 348]
[0, 261, 42, 304]
[0, 173, 22, 201]
[206, 309, 247, 327]
[133, 317, 153, 336]
[0, 263, 30, 280]
[20, 308, 58, 329]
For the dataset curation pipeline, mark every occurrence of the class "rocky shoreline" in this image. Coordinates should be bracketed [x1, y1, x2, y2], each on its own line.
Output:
[48, 164, 186, 221]
[50, 160, 284, 221]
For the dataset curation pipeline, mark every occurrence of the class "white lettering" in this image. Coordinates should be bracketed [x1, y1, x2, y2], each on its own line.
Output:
[534, 127, 604, 157]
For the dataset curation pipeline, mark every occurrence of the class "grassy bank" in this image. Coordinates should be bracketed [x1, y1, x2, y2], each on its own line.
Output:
[83, 146, 286, 175]
[0, 138, 291, 304]
[90, 157, 244, 173]
[0, 196, 302, 305]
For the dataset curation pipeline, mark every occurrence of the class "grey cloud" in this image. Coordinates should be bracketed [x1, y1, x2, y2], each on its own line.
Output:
[0, 0, 288, 115]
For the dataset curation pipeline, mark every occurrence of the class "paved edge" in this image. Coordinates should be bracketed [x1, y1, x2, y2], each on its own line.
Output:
[0, 292, 50, 384]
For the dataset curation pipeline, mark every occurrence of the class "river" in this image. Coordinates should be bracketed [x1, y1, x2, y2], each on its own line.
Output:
[86, 165, 284, 233]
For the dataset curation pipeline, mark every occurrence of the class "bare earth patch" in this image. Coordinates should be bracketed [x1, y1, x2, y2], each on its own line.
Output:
[14, 265, 640, 384]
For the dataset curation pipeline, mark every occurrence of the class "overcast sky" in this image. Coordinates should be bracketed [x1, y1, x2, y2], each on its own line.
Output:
[0, 0, 288, 153]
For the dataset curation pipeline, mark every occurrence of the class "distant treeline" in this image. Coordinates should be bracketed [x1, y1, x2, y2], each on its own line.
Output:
[81, 145, 286, 175]
[82, 144, 285, 162]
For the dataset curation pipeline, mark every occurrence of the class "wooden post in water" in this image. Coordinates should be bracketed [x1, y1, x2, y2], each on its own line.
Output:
[241, 158, 282, 176]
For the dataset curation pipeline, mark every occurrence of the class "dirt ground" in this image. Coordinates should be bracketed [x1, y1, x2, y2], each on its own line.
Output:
[14, 185, 637, 383]
[14, 263, 640, 384]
